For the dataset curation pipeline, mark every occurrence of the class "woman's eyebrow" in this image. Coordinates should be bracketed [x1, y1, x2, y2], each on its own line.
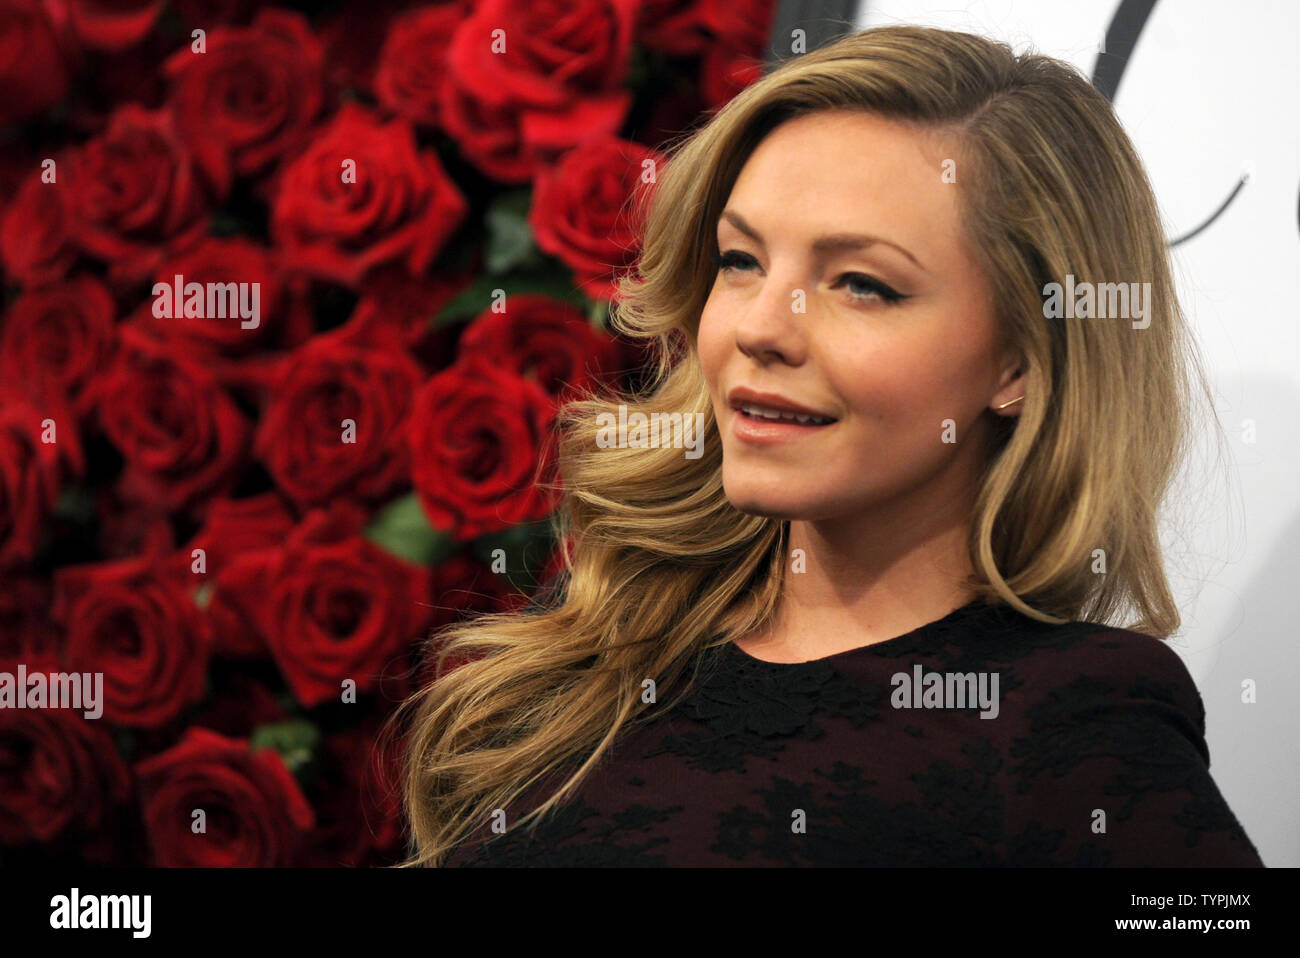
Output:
[718, 208, 926, 272]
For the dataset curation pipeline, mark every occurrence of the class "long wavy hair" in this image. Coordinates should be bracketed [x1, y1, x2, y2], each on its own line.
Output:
[387, 24, 1222, 867]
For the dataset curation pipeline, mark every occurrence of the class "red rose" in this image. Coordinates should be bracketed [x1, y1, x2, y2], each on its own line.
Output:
[698, 0, 777, 49]
[205, 566, 271, 661]
[0, 703, 133, 846]
[164, 9, 326, 197]
[440, 83, 534, 184]
[95, 325, 251, 513]
[271, 102, 467, 287]
[67, 0, 165, 51]
[181, 492, 297, 576]
[700, 40, 765, 107]
[696, 0, 775, 106]
[401, 553, 525, 687]
[374, 4, 464, 130]
[352, 263, 472, 362]
[0, 386, 84, 569]
[0, 0, 72, 126]
[52, 553, 211, 728]
[441, 0, 638, 182]
[410, 553, 533, 688]
[228, 507, 433, 708]
[182, 492, 296, 659]
[530, 136, 663, 301]
[301, 722, 403, 867]
[254, 319, 422, 509]
[318, 0, 414, 96]
[134, 727, 315, 866]
[143, 236, 298, 355]
[0, 165, 79, 286]
[1, 276, 117, 421]
[409, 356, 559, 542]
[66, 105, 209, 283]
[205, 501, 369, 663]
[458, 293, 623, 401]
[637, 0, 712, 55]
[140, 238, 313, 406]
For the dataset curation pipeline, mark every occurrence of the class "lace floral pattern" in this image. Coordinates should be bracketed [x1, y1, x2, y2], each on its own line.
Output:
[442, 602, 1263, 867]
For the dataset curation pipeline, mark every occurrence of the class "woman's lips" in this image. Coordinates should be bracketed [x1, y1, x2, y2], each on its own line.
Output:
[731, 407, 836, 445]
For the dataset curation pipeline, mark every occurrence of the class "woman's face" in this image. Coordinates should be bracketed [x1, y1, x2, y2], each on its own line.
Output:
[698, 109, 1024, 522]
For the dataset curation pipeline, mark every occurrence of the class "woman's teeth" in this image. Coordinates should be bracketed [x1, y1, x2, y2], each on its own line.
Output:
[739, 403, 834, 425]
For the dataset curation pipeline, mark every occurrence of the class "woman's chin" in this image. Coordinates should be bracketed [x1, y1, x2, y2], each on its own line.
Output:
[722, 488, 814, 520]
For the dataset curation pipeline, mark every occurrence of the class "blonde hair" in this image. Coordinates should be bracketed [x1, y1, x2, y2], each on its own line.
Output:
[386, 24, 1221, 867]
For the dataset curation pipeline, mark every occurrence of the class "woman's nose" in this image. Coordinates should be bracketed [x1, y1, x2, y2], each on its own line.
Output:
[733, 275, 809, 364]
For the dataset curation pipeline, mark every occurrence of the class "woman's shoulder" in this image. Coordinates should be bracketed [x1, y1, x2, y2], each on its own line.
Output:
[974, 606, 1209, 755]
[973, 602, 1200, 682]
[974, 608, 1262, 864]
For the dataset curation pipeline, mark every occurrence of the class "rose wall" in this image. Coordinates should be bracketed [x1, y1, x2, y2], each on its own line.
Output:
[0, 0, 776, 866]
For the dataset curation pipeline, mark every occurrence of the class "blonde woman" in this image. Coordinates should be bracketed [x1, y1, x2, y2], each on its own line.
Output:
[389, 25, 1264, 867]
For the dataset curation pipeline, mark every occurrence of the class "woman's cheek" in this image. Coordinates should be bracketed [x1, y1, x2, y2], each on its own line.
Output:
[696, 306, 728, 385]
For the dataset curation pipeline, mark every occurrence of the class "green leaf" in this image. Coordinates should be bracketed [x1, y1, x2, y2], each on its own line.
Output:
[364, 492, 458, 566]
[485, 190, 544, 274]
[52, 486, 95, 524]
[250, 718, 322, 777]
[625, 45, 652, 91]
[434, 270, 590, 328]
[588, 298, 610, 329]
[467, 518, 557, 594]
[113, 728, 137, 761]
[209, 212, 243, 237]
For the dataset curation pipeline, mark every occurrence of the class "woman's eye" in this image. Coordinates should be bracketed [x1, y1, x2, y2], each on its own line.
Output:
[837, 273, 906, 305]
[715, 249, 908, 307]
[715, 250, 755, 273]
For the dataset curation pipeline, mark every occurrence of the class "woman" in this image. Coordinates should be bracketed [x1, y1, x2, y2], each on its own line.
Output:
[389, 24, 1264, 867]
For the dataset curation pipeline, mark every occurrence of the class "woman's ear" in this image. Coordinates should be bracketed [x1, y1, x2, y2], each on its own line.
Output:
[990, 353, 1027, 417]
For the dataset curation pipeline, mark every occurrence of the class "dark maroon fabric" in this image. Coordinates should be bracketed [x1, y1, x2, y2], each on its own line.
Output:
[442, 599, 1264, 866]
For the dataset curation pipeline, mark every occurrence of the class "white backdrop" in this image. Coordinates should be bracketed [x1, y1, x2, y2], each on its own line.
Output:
[845, 0, 1299, 866]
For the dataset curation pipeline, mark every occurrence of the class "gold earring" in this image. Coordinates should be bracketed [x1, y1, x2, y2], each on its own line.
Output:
[995, 396, 1024, 410]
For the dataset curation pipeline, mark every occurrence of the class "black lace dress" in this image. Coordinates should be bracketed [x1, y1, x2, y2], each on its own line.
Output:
[439, 599, 1264, 866]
